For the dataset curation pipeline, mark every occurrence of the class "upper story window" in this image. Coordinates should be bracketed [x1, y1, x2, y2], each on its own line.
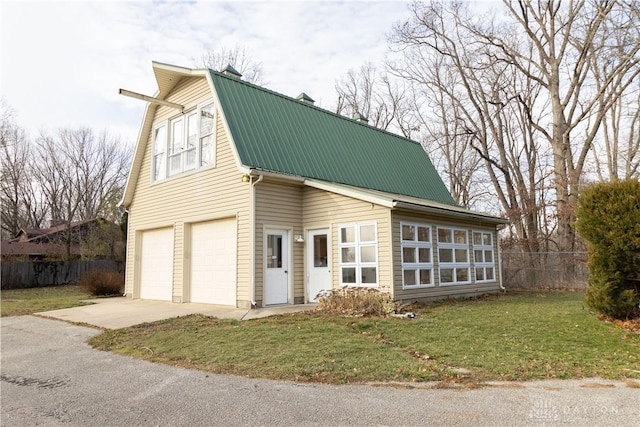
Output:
[339, 222, 378, 286]
[473, 231, 495, 282]
[401, 222, 433, 288]
[152, 101, 215, 181]
[437, 227, 470, 285]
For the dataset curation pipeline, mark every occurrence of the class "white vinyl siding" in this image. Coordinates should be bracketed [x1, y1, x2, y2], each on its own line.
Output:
[401, 222, 433, 288]
[473, 231, 495, 283]
[437, 227, 470, 285]
[302, 187, 392, 294]
[125, 75, 251, 306]
[339, 222, 378, 286]
[254, 182, 303, 306]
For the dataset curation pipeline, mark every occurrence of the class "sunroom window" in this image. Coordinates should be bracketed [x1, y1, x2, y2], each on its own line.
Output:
[339, 223, 378, 286]
[152, 101, 215, 181]
[401, 222, 433, 288]
[437, 227, 470, 285]
[473, 231, 495, 282]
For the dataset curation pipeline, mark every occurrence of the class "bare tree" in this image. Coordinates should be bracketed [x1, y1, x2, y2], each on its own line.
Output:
[0, 101, 46, 238]
[199, 45, 266, 85]
[390, 0, 640, 254]
[34, 127, 131, 257]
[389, 1, 550, 253]
[334, 62, 418, 137]
[592, 44, 640, 181]
[494, 0, 639, 252]
[402, 53, 484, 209]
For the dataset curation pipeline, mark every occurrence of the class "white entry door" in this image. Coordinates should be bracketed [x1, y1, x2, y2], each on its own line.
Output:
[264, 229, 289, 305]
[307, 228, 331, 302]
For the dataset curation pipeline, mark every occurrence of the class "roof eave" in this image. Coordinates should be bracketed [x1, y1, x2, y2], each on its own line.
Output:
[392, 201, 509, 225]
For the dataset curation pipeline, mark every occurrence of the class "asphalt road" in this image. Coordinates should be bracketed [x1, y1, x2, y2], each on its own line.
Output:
[1, 316, 639, 427]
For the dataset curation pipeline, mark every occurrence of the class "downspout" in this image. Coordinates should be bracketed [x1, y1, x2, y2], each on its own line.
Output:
[121, 205, 130, 297]
[497, 235, 505, 292]
[249, 174, 264, 307]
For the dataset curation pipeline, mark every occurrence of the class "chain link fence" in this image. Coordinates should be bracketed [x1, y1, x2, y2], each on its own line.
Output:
[501, 251, 588, 290]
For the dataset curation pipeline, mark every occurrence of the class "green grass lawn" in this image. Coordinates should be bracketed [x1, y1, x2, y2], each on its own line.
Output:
[90, 291, 640, 385]
[1, 285, 92, 317]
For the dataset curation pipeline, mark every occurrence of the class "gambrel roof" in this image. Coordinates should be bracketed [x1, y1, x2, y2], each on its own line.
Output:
[121, 62, 464, 210]
[208, 70, 455, 205]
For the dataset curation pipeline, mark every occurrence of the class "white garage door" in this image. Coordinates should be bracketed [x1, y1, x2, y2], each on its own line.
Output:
[190, 218, 237, 306]
[139, 228, 173, 301]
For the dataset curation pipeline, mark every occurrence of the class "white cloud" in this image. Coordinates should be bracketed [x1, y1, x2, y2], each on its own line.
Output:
[1, 0, 411, 143]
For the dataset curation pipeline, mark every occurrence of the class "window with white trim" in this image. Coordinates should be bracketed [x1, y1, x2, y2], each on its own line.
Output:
[152, 125, 167, 181]
[339, 223, 378, 286]
[401, 222, 433, 288]
[152, 101, 215, 181]
[437, 227, 470, 285]
[473, 231, 495, 282]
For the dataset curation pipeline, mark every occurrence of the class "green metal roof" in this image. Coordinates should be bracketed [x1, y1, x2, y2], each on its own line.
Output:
[209, 70, 456, 205]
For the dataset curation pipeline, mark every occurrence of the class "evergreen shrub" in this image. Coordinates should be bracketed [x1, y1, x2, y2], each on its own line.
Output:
[576, 179, 640, 319]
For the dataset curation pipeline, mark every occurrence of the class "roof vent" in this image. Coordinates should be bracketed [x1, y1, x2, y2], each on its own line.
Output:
[353, 112, 369, 124]
[221, 64, 242, 79]
[296, 93, 315, 105]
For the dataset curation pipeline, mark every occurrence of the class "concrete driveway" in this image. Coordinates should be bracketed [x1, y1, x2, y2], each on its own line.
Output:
[2, 316, 639, 426]
[37, 297, 316, 329]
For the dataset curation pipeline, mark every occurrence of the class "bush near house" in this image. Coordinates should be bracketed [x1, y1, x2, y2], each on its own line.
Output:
[316, 286, 399, 317]
[78, 269, 124, 296]
[576, 179, 640, 319]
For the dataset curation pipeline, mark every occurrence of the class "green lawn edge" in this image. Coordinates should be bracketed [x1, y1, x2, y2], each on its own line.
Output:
[88, 291, 640, 385]
[1, 285, 93, 317]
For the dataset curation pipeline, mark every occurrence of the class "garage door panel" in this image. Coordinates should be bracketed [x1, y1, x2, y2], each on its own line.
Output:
[139, 228, 173, 301]
[190, 219, 237, 305]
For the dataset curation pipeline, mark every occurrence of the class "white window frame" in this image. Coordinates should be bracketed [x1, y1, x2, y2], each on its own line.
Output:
[338, 222, 378, 287]
[199, 102, 215, 168]
[473, 231, 496, 283]
[400, 222, 434, 289]
[437, 227, 471, 286]
[152, 124, 167, 181]
[152, 100, 215, 181]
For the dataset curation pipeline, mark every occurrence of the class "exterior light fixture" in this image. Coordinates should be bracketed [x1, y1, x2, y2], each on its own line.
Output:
[241, 174, 251, 183]
[294, 235, 305, 243]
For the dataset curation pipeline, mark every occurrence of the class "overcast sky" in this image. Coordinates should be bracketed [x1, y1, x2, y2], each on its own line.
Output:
[2, 0, 418, 144]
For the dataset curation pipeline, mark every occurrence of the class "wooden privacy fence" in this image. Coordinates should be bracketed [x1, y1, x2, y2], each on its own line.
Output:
[1, 260, 124, 289]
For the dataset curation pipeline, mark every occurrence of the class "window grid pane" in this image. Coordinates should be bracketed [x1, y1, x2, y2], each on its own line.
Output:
[154, 101, 215, 180]
[437, 227, 471, 285]
[339, 224, 378, 286]
[419, 269, 432, 285]
[401, 222, 433, 288]
[402, 225, 415, 241]
[472, 230, 496, 283]
[359, 225, 376, 242]
[403, 247, 416, 263]
[418, 247, 431, 263]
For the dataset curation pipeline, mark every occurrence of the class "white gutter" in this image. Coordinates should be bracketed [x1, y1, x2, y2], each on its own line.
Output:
[497, 239, 506, 292]
[249, 174, 264, 307]
[392, 201, 509, 225]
